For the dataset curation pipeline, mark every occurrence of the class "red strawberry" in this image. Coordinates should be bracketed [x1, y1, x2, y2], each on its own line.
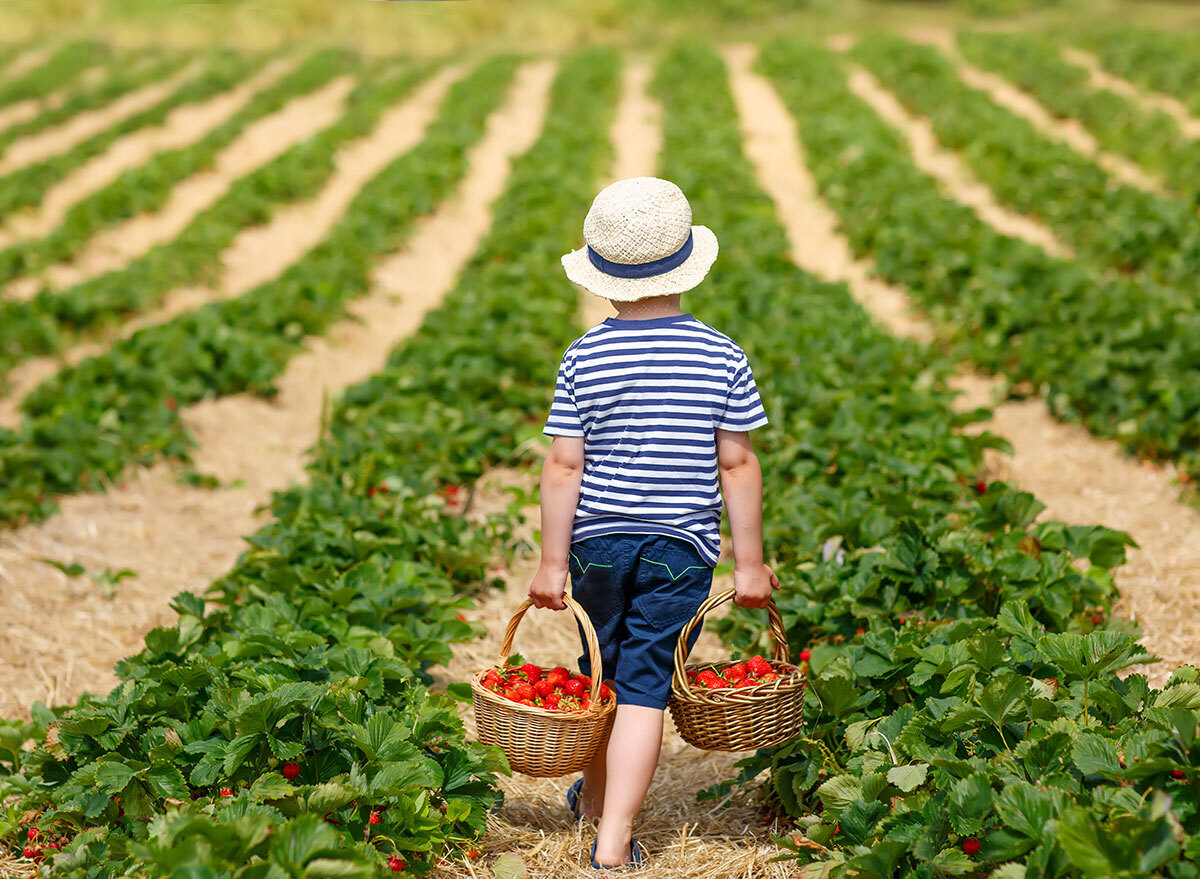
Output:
[856, 628, 865, 635]
[962, 838, 980, 856]
[46, 843, 60, 851]
[746, 656, 772, 677]
[724, 664, 746, 684]
[546, 667, 570, 687]
[564, 679, 585, 698]
[166, 397, 177, 412]
[599, 683, 612, 701]
[282, 762, 301, 781]
[503, 687, 521, 702]
[975, 480, 987, 494]
[368, 486, 377, 497]
[799, 649, 811, 663]
[27, 829, 39, 841]
[483, 669, 503, 686]
[388, 856, 406, 872]
[23, 847, 37, 859]
[544, 692, 561, 708]
[520, 663, 543, 682]
[466, 848, 480, 859]
[578, 674, 592, 688]
[1172, 769, 1186, 779]
[515, 682, 536, 701]
[1091, 614, 1103, 624]
[762, 672, 781, 682]
[456, 613, 466, 622]
[220, 788, 233, 797]
[534, 679, 555, 698]
[707, 677, 729, 690]
[369, 811, 381, 824]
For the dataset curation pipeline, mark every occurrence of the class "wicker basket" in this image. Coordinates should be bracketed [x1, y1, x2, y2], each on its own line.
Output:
[667, 588, 805, 751]
[471, 595, 616, 777]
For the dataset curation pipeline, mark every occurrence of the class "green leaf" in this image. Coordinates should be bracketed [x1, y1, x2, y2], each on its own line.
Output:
[886, 763, 928, 792]
[1071, 735, 1121, 778]
[949, 773, 992, 835]
[1152, 682, 1200, 709]
[306, 782, 357, 814]
[146, 763, 189, 799]
[304, 859, 373, 879]
[96, 760, 139, 794]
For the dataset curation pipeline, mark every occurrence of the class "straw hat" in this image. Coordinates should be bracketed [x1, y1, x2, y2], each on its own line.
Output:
[561, 177, 719, 302]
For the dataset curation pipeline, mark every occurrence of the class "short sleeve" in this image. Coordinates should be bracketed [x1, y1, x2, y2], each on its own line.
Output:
[543, 352, 584, 437]
[716, 353, 768, 431]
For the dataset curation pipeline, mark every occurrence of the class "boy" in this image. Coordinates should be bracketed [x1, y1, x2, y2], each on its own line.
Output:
[529, 176, 777, 870]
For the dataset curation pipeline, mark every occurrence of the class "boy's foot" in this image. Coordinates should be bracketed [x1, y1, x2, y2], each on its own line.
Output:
[566, 778, 602, 821]
[590, 837, 645, 871]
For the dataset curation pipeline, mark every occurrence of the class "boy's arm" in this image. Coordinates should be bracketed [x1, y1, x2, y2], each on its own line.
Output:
[528, 435, 585, 610]
[717, 428, 779, 609]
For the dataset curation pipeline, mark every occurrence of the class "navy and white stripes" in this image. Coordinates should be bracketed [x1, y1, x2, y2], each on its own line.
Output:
[543, 313, 768, 566]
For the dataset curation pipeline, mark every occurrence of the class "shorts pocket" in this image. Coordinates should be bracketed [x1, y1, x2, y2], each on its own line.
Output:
[634, 539, 713, 630]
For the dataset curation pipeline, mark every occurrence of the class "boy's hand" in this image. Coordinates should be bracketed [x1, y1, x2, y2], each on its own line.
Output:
[733, 563, 780, 609]
[528, 562, 568, 610]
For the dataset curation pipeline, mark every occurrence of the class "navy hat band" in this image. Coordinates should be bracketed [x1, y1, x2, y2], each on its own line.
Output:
[586, 230, 694, 279]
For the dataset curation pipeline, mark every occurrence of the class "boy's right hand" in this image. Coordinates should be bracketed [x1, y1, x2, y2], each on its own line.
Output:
[733, 563, 780, 609]
[528, 562, 568, 610]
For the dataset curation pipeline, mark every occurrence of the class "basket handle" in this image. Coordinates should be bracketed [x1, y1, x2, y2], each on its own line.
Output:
[671, 588, 790, 699]
[494, 594, 605, 705]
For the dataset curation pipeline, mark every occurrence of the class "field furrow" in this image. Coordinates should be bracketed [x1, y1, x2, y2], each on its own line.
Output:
[6, 75, 355, 297]
[725, 42, 1200, 685]
[0, 54, 521, 528]
[0, 41, 106, 110]
[0, 56, 295, 247]
[0, 60, 197, 175]
[856, 34, 1200, 289]
[959, 32, 1200, 202]
[1062, 47, 1200, 140]
[0, 56, 553, 720]
[1080, 28, 1200, 116]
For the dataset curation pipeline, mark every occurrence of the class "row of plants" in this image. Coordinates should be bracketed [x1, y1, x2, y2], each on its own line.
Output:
[772, 39, 1200, 481]
[0, 46, 621, 878]
[0, 52, 408, 379]
[0, 48, 355, 288]
[651, 39, 1200, 877]
[0, 41, 107, 110]
[0, 49, 264, 224]
[1078, 29, 1200, 116]
[956, 31, 1200, 205]
[0, 49, 187, 154]
[0, 53, 513, 527]
[852, 34, 1200, 292]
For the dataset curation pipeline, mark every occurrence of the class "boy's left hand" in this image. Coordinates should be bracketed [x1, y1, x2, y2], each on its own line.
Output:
[528, 562, 568, 610]
[732, 563, 780, 609]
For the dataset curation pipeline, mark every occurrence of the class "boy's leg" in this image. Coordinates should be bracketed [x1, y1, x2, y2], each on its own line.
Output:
[593, 705, 663, 865]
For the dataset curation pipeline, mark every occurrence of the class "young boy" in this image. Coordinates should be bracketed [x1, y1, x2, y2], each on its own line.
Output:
[528, 176, 778, 870]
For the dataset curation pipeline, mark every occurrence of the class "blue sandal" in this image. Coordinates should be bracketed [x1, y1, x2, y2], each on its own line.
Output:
[565, 778, 586, 822]
[590, 837, 646, 871]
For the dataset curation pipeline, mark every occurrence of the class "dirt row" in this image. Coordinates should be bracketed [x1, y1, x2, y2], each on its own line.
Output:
[0, 58, 557, 719]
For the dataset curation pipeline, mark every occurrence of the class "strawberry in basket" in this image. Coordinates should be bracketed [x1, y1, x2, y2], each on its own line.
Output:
[685, 654, 791, 690]
[480, 661, 614, 712]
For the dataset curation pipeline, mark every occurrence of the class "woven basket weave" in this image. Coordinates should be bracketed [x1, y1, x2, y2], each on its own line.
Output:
[471, 595, 616, 777]
[667, 588, 805, 751]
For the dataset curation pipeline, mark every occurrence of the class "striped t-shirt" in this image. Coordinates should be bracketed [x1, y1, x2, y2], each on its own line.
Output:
[543, 313, 768, 566]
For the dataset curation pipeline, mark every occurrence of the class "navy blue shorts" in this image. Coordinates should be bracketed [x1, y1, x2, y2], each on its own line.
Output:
[568, 533, 714, 710]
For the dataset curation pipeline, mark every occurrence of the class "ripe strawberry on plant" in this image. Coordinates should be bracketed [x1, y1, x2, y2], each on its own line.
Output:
[282, 761, 301, 781]
[368, 812, 381, 825]
[799, 649, 811, 663]
[1173, 769, 1186, 779]
[962, 838, 980, 856]
[388, 856, 406, 872]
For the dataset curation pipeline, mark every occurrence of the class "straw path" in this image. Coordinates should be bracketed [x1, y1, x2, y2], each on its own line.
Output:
[722, 42, 1200, 684]
[0, 64, 467, 430]
[0, 57, 298, 248]
[0, 58, 557, 720]
[0, 62, 202, 175]
[1062, 47, 1200, 140]
[428, 470, 791, 879]
[904, 28, 1164, 196]
[4, 75, 355, 301]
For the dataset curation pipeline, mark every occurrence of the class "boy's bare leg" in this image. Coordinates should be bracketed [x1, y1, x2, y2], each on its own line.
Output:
[579, 739, 608, 820]
[593, 705, 663, 865]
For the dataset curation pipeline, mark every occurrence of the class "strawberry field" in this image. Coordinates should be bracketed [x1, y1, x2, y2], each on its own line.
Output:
[2, 17, 1200, 879]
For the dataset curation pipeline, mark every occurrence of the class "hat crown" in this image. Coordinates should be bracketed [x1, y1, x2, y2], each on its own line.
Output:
[582, 177, 693, 266]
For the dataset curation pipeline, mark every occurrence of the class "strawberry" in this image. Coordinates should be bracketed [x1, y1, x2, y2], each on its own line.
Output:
[725, 664, 746, 683]
[534, 679, 555, 698]
[483, 669, 503, 687]
[282, 762, 301, 781]
[962, 838, 980, 856]
[166, 397, 177, 412]
[369, 812, 381, 825]
[503, 687, 521, 702]
[599, 683, 612, 701]
[799, 649, 811, 662]
[578, 674, 592, 688]
[1172, 769, 1186, 779]
[220, 788, 233, 797]
[546, 667, 570, 688]
[707, 677, 729, 690]
[1091, 614, 1103, 624]
[746, 655, 772, 678]
[456, 613, 466, 622]
[856, 628, 865, 635]
[27, 829, 39, 841]
[544, 692, 561, 708]
[515, 682, 536, 701]
[974, 480, 987, 494]
[520, 663, 543, 682]
[564, 679, 585, 698]
[466, 848, 480, 859]
[46, 843, 60, 851]
[388, 856, 406, 872]
[581, 698, 591, 710]
[763, 672, 781, 681]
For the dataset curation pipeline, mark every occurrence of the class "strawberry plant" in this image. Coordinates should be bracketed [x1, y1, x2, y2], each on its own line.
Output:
[958, 31, 1200, 205]
[0, 41, 107, 109]
[1079, 29, 1200, 116]
[757, 38, 1200, 481]
[854, 34, 1200, 291]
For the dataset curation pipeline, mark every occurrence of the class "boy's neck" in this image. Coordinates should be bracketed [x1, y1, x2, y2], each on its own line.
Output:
[611, 294, 684, 321]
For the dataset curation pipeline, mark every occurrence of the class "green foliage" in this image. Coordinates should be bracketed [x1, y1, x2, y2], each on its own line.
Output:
[958, 31, 1200, 205]
[1080, 29, 1200, 116]
[0, 40, 107, 108]
[854, 34, 1200, 290]
[0, 54, 517, 526]
[757, 38, 1200, 481]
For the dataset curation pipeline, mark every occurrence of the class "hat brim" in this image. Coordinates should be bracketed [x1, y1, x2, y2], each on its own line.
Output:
[560, 225, 718, 302]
